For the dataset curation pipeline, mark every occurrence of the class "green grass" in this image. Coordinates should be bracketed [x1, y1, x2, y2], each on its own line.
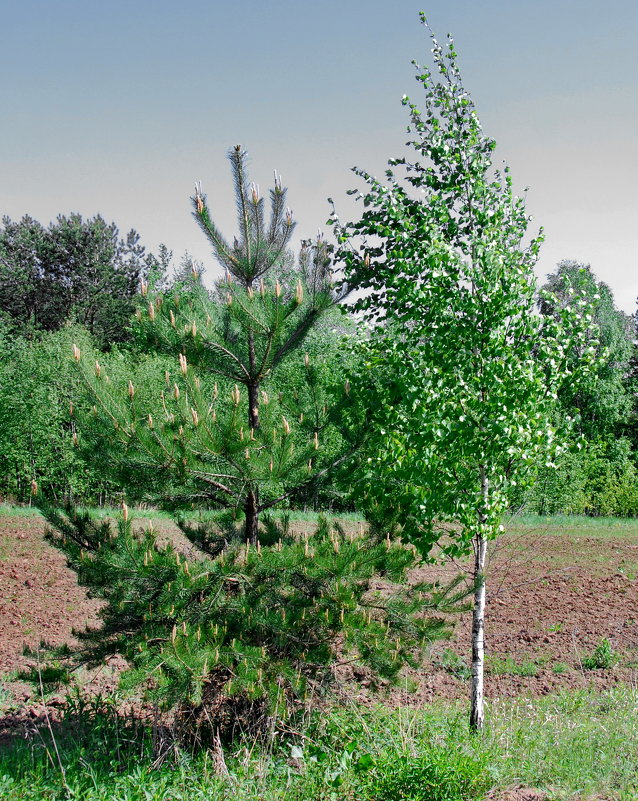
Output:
[1, 687, 638, 800]
[0, 503, 365, 524]
[486, 654, 539, 677]
[508, 513, 638, 536]
[0, 503, 43, 517]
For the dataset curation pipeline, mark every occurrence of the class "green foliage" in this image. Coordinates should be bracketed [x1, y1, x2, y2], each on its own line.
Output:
[0, 213, 156, 347]
[3, 688, 638, 801]
[528, 261, 638, 517]
[437, 648, 471, 681]
[581, 638, 618, 670]
[361, 749, 490, 801]
[0, 324, 115, 503]
[71, 147, 352, 539]
[540, 261, 634, 442]
[521, 438, 638, 517]
[330, 17, 597, 557]
[36, 502, 466, 740]
[486, 655, 538, 678]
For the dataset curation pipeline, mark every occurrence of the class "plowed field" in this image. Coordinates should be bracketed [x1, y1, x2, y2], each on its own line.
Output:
[1, 512, 637, 712]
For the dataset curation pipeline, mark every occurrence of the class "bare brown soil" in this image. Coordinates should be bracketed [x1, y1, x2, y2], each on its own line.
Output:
[1, 513, 637, 713]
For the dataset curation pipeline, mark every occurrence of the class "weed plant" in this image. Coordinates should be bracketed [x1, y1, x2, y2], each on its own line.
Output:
[581, 638, 618, 670]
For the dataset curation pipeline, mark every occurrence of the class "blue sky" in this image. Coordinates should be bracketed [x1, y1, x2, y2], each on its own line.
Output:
[2, 0, 637, 311]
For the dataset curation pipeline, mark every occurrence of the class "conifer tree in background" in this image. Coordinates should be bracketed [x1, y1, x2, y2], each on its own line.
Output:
[73, 146, 351, 542]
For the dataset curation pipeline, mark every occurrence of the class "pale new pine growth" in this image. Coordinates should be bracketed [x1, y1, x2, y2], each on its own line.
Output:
[213, 382, 218, 400]
[69, 402, 74, 416]
[226, 292, 232, 306]
[72, 432, 79, 446]
[148, 302, 155, 321]
[275, 280, 281, 298]
[304, 353, 309, 367]
[164, 371, 170, 386]
[191, 408, 199, 426]
[148, 414, 154, 429]
[30, 479, 38, 496]
[95, 361, 101, 378]
[295, 280, 303, 304]
[282, 416, 291, 436]
[260, 278, 265, 297]
[128, 381, 135, 399]
[122, 502, 129, 522]
[232, 385, 240, 405]
[313, 432, 319, 450]
[72, 344, 81, 362]
[194, 180, 204, 214]
[179, 354, 188, 375]
[173, 384, 180, 400]
[247, 286, 254, 300]
[260, 391, 269, 405]
[170, 310, 176, 327]
[191, 321, 197, 337]
[140, 280, 148, 297]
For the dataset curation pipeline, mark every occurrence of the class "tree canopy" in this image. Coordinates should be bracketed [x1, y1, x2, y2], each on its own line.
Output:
[0, 213, 155, 346]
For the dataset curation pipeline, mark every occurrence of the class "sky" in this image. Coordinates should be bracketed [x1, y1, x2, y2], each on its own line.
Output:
[2, 0, 637, 312]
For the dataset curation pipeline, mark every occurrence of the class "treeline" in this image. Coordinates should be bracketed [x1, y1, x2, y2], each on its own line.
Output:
[0, 212, 637, 516]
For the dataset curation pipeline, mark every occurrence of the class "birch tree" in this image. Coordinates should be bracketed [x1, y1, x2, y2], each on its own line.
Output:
[330, 16, 596, 730]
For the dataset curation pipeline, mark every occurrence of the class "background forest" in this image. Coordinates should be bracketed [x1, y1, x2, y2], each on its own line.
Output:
[1, 214, 637, 518]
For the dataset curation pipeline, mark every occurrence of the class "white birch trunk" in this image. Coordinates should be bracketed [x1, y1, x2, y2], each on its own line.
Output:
[470, 468, 489, 732]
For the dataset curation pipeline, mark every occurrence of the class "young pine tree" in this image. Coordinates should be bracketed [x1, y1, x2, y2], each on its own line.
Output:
[73, 146, 350, 541]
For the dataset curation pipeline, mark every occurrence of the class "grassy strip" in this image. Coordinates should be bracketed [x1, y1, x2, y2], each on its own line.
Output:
[508, 513, 638, 535]
[1, 687, 637, 800]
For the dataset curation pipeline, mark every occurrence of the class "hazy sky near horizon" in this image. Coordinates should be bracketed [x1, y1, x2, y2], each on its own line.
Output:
[2, 1, 637, 311]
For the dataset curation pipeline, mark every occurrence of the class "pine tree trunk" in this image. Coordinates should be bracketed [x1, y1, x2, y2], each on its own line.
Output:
[470, 468, 489, 732]
[245, 369, 260, 543]
[244, 488, 259, 545]
[247, 382, 259, 430]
